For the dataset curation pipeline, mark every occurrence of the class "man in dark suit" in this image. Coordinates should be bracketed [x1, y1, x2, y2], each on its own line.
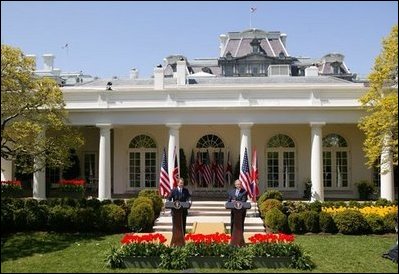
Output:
[168, 178, 191, 234]
[227, 179, 248, 234]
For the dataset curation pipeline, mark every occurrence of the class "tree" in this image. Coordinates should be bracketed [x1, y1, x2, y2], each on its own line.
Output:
[358, 25, 398, 170]
[1, 44, 84, 174]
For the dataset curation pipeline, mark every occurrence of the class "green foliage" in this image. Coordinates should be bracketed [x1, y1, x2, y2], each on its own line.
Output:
[74, 207, 98, 232]
[282, 201, 311, 215]
[333, 209, 370, 234]
[259, 198, 283, 217]
[224, 246, 254, 270]
[100, 204, 126, 233]
[128, 203, 154, 232]
[308, 200, 323, 213]
[358, 25, 398, 168]
[365, 214, 386, 234]
[303, 178, 312, 199]
[301, 211, 320, 233]
[258, 190, 283, 204]
[132, 196, 153, 210]
[288, 212, 306, 234]
[264, 208, 288, 233]
[356, 180, 376, 200]
[383, 211, 398, 232]
[48, 205, 77, 232]
[159, 247, 189, 270]
[105, 245, 125, 269]
[319, 211, 338, 233]
[138, 189, 163, 218]
[1, 45, 84, 174]
[374, 198, 394, 206]
[25, 205, 48, 231]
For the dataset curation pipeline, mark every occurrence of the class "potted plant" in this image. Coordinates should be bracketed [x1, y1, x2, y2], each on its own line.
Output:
[356, 180, 375, 200]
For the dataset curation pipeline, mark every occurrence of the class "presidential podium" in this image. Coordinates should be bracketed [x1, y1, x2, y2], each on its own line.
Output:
[225, 201, 251, 246]
[165, 201, 191, 246]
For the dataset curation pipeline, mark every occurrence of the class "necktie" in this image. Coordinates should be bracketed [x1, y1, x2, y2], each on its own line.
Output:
[235, 189, 239, 197]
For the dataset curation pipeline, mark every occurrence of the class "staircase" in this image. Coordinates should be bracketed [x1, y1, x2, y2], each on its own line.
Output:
[153, 201, 265, 233]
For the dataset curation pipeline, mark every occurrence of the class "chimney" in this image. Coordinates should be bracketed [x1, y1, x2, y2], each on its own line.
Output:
[42, 54, 55, 71]
[176, 59, 187, 86]
[154, 65, 164, 90]
[129, 68, 139, 79]
[280, 33, 287, 47]
[219, 34, 228, 57]
[305, 65, 319, 77]
[26, 54, 36, 70]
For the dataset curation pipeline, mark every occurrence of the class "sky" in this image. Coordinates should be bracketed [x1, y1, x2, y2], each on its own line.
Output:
[1, 1, 398, 78]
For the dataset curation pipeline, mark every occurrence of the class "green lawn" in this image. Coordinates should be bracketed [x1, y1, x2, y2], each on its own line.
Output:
[1, 232, 397, 273]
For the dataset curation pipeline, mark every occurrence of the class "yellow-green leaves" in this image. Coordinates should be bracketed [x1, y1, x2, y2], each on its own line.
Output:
[358, 25, 398, 169]
[1, 44, 84, 173]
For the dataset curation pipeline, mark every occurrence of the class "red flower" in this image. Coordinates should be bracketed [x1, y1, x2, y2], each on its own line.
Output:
[120, 233, 167, 245]
[185, 233, 231, 244]
[1, 180, 22, 187]
[58, 179, 85, 186]
[248, 233, 295, 244]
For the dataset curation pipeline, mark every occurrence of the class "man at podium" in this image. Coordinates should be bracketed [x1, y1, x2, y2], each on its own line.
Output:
[168, 178, 191, 234]
[227, 179, 248, 233]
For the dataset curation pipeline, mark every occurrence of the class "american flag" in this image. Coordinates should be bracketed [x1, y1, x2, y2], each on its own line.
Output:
[251, 148, 260, 199]
[225, 151, 233, 185]
[250, 7, 257, 13]
[172, 147, 179, 188]
[159, 148, 171, 197]
[240, 148, 253, 198]
[202, 150, 213, 186]
[189, 150, 197, 185]
[216, 149, 225, 187]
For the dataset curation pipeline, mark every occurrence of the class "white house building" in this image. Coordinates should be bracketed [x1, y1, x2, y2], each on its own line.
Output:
[1, 28, 397, 201]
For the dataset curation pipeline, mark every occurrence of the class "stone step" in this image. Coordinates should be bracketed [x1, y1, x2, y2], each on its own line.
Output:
[153, 224, 265, 233]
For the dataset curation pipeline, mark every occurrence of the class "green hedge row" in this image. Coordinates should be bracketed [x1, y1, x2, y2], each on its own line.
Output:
[1, 189, 164, 234]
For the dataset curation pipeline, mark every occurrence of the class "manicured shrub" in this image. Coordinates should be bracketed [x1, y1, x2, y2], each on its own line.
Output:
[125, 198, 135, 216]
[48, 205, 77, 232]
[264, 208, 288, 233]
[138, 189, 163, 218]
[365, 214, 386, 234]
[259, 199, 283, 217]
[47, 198, 63, 207]
[75, 207, 98, 232]
[24, 198, 39, 209]
[101, 199, 113, 206]
[383, 211, 398, 233]
[374, 198, 394, 207]
[301, 211, 319, 233]
[283, 201, 311, 215]
[62, 197, 78, 207]
[86, 198, 102, 209]
[128, 203, 155, 232]
[100, 204, 126, 233]
[1, 202, 15, 232]
[13, 208, 28, 231]
[308, 201, 322, 213]
[355, 180, 375, 200]
[132, 196, 153, 209]
[258, 190, 283, 205]
[319, 211, 337, 233]
[26, 205, 48, 231]
[333, 209, 370, 234]
[347, 200, 360, 208]
[288, 212, 305, 234]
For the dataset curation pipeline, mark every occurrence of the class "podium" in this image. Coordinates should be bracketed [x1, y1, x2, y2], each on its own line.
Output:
[165, 201, 191, 246]
[225, 201, 251, 246]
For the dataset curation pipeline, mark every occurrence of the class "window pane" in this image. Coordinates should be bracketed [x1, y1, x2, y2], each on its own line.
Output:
[283, 151, 295, 188]
[267, 152, 279, 187]
[145, 152, 157, 188]
[323, 152, 332, 187]
[129, 152, 141, 188]
[336, 151, 348, 187]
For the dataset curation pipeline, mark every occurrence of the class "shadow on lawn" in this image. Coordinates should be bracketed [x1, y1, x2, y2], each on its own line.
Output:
[1, 232, 107, 262]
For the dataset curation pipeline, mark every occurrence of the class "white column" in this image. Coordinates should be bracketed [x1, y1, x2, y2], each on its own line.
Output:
[97, 124, 112, 200]
[167, 123, 181, 188]
[380, 135, 394, 201]
[310, 122, 325, 202]
[1, 157, 13, 181]
[33, 130, 46, 200]
[154, 66, 164, 90]
[176, 60, 187, 86]
[239, 123, 253, 169]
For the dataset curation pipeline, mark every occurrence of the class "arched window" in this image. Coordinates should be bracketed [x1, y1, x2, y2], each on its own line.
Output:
[128, 135, 157, 189]
[323, 134, 349, 188]
[266, 134, 296, 189]
[196, 134, 225, 188]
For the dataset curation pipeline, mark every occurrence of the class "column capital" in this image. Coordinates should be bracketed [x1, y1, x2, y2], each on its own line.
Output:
[238, 122, 254, 129]
[166, 123, 182, 130]
[310, 122, 326, 128]
[96, 123, 113, 130]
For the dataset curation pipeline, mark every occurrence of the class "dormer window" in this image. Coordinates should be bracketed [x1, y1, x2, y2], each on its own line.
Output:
[279, 52, 285, 58]
[250, 38, 261, 53]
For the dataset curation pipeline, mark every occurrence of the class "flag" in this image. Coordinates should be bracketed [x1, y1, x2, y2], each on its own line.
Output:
[225, 151, 233, 184]
[189, 150, 197, 185]
[250, 7, 257, 13]
[240, 148, 253, 198]
[251, 148, 260, 198]
[202, 150, 212, 186]
[61, 43, 69, 49]
[172, 147, 179, 188]
[196, 151, 203, 186]
[216, 149, 225, 187]
[211, 152, 218, 185]
[159, 148, 171, 197]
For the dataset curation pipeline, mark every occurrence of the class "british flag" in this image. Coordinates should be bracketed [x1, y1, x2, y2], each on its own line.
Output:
[216, 150, 225, 187]
[172, 147, 179, 188]
[225, 151, 233, 185]
[189, 150, 197, 185]
[251, 148, 260, 199]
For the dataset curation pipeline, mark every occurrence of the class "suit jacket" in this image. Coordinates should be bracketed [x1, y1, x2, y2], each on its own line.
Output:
[228, 188, 248, 203]
[168, 187, 191, 202]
